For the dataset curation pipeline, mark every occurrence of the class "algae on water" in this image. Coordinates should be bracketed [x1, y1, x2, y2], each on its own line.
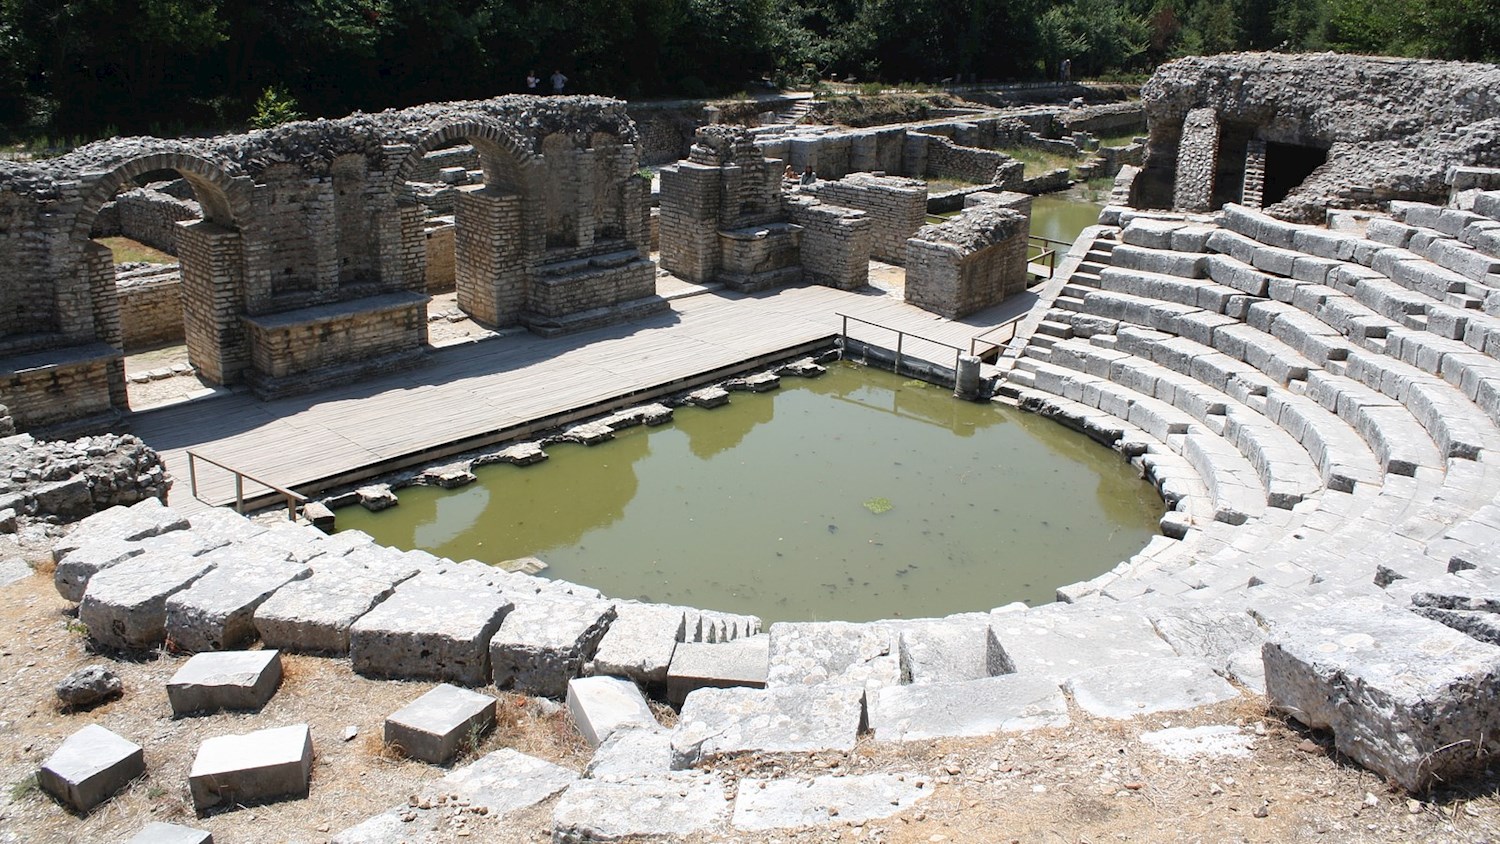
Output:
[863, 496, 894, 514]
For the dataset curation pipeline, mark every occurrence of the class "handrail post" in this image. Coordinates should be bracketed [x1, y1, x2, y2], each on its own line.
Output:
[235, 474, 244, 514]
[840, 313, 848, 352]
[188, 453, 199, 501]
[895, 331, 904, 376]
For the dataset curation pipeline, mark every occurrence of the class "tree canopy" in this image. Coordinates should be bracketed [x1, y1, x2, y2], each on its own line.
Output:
[1, 0, 1495, 139]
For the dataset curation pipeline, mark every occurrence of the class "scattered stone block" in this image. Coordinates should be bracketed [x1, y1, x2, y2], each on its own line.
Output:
[188, 724, 313, 811]
[552, 772, 729, 843]
[731, 772, 931, 831]
[37, 724, 145, 813]
[490, 595, 616, 697]
[667, 635, 769, 706]
[52, 537, 143, 602]
[567, 675, 658, 748]
[765, 621, 902, 690]
[385, 683, 497, 764]
[1264, 599, 1500, 792]
[775, 357, 826, 378]
[78, 553, 217, 650]
[724, 371, 780, 392]
[349, 573, 512, 685]
[496, 555, 548, 574]
[421, 462, 475, 489]
[55, 665, 123, 708]
[491, 442, 547, 466]
[301, 501, 336, 533]
[587, 602, 686, 686]
[671, 685, 864, 769]
[0, 556, 28, 587]
[164, 548, 312, 651]
[167, 650, 283, 715]
[125, 822, 214, 844]
[331, 749, 576, 843]
[558, 421, 614, 445]
[867, 674, 1069, 741]
[986, 604, 1175, 681]
[1066, 657, 1239, 718]
[584, 725, 673, 781]
[686, 386, 729, 408]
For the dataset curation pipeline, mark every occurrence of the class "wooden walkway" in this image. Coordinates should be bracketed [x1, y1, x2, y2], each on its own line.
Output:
[131, 283, 1037, 514]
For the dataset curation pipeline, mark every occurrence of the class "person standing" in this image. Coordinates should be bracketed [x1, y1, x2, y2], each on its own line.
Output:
[526, 70, 540, 91]
[551, 69, 567, 95]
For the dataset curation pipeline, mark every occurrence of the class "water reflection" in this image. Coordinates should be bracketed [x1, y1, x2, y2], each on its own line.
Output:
[340, 363, 1164, 622]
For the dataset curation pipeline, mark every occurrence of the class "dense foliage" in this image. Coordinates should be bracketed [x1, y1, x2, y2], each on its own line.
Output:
[0, 0, 1495, 139]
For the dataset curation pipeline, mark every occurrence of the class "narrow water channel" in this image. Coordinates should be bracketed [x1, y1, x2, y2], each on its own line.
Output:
[338, 364, 1164, 623]
[1028, 192, 1105, 247]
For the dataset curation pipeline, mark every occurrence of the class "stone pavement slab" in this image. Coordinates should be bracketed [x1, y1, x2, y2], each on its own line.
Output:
[253, 556, 415, 655]
[765, 621, 902, 690]
[891, 614, 997, 684]
[671, 685, 864, 769]
[52, 537, 143, 602]
[78, 553, 217, 650]
[986, 604, 1175, 682]
[124, 822, 214, 843]
[552, 772, 730, 843]
[37, 724, 144, 813]
[586, 602, 686, 686]
[731, 772, 931, 831]
[164, 548, 311, 651]
[490, 594, 615, 697]
[666, 635, 769, 706]
[584, 726, 673, 782]
[867, 674, 1069, 742]
[349, 573, 512, 685]
[1065, 657, 1240, 718]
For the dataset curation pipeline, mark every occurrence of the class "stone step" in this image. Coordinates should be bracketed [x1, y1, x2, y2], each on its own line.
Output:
[1034, 319, 1074, 339]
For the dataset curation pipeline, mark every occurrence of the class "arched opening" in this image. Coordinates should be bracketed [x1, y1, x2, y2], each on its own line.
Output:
[72, 151, 247, 410]
[394, 120, 538, 331]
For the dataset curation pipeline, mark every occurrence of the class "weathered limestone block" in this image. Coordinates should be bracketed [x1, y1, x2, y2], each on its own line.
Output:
[891, 614, 998, 684]
[586, 602, 686, 686]
[1264, 600, 1500, 792]
[867, 674, 1069, 741]
[166, 650, 283, 715]
[986, 604, 1175, 681]
[56, 665, 123, 708]
[490, 594, 616, 697]
[125, 822, 214, 844]
[163, 548, 312, 651]
[552, 772, 729, 843]
[584, 725, 674, 781]
[236, 520, 333, 565]
[1065, 657, 1240, 719]
[731, 772, 931, 831]
[37, 724, 145, 813]
[356, 485, 399, 511]
[723, 372, 780, 393]
[53, 537, 144, 602]
[79, 553, 217, 650]
[671, 685, 864, 769]
[253, 556, 415, 654]
[1147, 605, 1268, 675]
[385, 683, 497, 764]
[188, 724, 313, 811]
[567, 675, 658, 748]
[331, 749, 576, 843]
[666, 635, 769, 707]
[52, 498, 188, 560]
[685, 386, 729, 408]
[765, 621, 902, 690]
[349, 573, 513, 685]
[186, 507, 269, 545]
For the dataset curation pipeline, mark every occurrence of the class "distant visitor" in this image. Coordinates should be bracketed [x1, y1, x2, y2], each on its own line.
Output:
[526, 70, 539, 91]
[551, 69, 567, 94]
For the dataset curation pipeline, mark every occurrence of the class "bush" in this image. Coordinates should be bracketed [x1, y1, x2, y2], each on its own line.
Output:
[249, 86, 304, 130]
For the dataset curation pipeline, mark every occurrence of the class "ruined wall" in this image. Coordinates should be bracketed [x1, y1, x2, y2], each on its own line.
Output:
[904, 206, 1028, 319]
[803, 174, 927, 265]
[117, 265, 185, 350]
[0, 432, 169, 522]
[1140, 53, 1500, 220]
[424, 218, 456, 292]
[785, 199, 869, 290]
[112, 188, 200, 255]
[916, 133, 1020, 187]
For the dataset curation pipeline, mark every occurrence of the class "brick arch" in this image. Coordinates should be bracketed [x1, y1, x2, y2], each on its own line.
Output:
[392, 118, 540, 202]
[69, 149, 244, 242]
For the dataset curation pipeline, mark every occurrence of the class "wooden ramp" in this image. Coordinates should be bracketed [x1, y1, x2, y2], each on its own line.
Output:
[132, 283, 1035, 514]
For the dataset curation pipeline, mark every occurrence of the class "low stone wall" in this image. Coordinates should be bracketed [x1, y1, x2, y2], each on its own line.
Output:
[918, 134, 1022, 188]
[803, 174, 927, 265]
[785, 199, 869, 290]
[526, 256, 657, 319]
[424, 218, 456, 293]
[408, 146, 481, 183]
[1055, 101, 1146, 137]
[904, 206, 1028, 318]
[0, 432, 169, 523]
[242, 292, 428, 397]
[117, 264, 185, 351]
[0, 345, 123, 433]
[115, 188, 200, 255]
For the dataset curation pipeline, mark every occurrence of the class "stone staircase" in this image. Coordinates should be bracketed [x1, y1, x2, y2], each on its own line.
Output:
[766, 99, 814, 126]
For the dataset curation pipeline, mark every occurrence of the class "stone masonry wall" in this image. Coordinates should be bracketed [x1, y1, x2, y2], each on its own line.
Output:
[786, 198, 870, 290]
[0, 432, 169, 523]
[243, 294, 426, 381]
[424, 219, 456, 292]
[117, 265, 185, 351]
[803, 174, 927, 265]
[1172, 107, 1219, 213]
[114, 187, 200, 255]
[918, 134, 1015, 186]
[904, 206, 1028, 319]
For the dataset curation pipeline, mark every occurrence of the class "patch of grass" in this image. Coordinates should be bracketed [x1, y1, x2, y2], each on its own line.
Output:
[999, 146, 1080, 178]
[65, 619, 88, 637]
[95, 236, 175, 265]
[8, 773, 38, 802]
[1094, 131, 1145, 148]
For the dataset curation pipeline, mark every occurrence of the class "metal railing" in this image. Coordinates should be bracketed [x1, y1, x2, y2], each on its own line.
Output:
[838, 313, 967, 375]
[1028, 234, 1072, 280]
[186, 450, 307, 520]
[968, 314, 1027, 360]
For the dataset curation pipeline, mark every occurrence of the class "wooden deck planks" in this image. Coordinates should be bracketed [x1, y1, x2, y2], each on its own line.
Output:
[134, 284, 1029, 512]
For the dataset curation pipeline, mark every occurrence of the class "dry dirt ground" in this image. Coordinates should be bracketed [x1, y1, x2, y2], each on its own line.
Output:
[3, 525, 1500, 844]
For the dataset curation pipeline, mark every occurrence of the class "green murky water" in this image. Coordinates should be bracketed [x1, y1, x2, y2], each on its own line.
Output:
[338, 364, 1164, 622]
[1029, 193, 1105, 246]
